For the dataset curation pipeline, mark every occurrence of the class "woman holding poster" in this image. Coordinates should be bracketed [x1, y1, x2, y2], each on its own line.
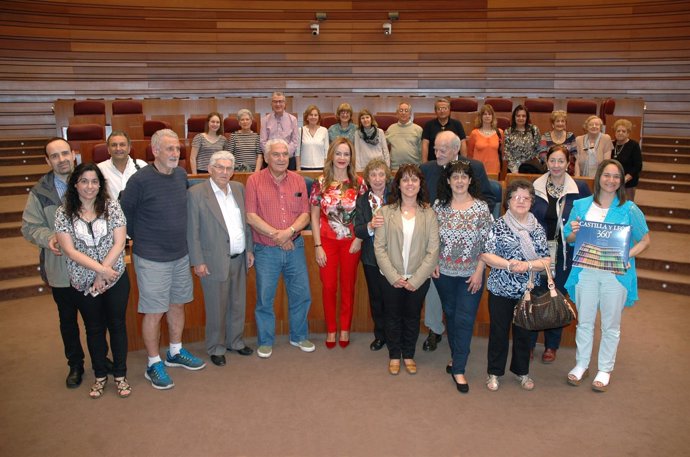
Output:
[564, 159, 650, 392]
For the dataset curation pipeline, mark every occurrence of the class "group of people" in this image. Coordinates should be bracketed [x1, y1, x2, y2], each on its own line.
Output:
[22, 94, 649, 399]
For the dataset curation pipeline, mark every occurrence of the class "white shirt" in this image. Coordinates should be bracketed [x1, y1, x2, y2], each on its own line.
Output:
[298, 126, 329, 169]
[401, 216, 416, 278]
[98, 157, 148, 200]
[210, 179, 246, 256]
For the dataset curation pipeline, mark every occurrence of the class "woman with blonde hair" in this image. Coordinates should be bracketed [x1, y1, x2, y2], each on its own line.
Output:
[328, 102, 357, 143]
[575, 115, 613, 177]
[466, 104, 502, 175]
[538, 110, 577, 175]
[354, 108, 390, 172]
[310, 137, 367, 348]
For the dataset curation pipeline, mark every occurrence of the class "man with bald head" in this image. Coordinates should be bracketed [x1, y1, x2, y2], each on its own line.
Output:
[419, 130, 496, 351]
[22, 137, 86, 388]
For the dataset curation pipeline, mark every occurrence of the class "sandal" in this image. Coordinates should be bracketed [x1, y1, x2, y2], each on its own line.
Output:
[567, 366, 590, 386]
[115, 377, 132, 398]
[89, 377, 107, 399]
[592, 371, 611, 392]
[517, 374, 535, 391]
[486, 374, 499, 391]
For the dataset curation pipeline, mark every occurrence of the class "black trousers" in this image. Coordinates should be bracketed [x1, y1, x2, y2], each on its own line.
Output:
[52, 286, 85, 369]
[74, 272, 130, 378]
[381, 276, 430, 360]
[363, 264, 386, 341]
[487, 292, 531, 377]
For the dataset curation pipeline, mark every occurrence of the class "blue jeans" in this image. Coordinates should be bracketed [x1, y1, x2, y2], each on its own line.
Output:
[253, 237, 311, 347]
[434, 273, 484, 375]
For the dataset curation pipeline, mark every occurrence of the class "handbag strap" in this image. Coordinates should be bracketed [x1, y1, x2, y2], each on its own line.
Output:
[540, 260, 558, 297]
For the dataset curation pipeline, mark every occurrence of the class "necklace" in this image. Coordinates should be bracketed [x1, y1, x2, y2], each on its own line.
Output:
[551, 130, 566, 143]
[480, 127, 494, 136]
[546, 175, 565, 199]
[613, 143, 625, 159]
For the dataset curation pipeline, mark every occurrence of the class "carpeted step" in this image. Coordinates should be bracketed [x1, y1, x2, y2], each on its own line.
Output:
[645, 215, 690, 234]
[637, 178, 690, 193]
[640, 170, 690, 183]
[0, 221, 23, 238]
[0, 155, 49, 166]
[0, 182, 35, 197]
[643, 136, 690, 146]
[0, 138, 48, 148]
[637, 269, 690, 295]
[0, 145, 44, 158]
[642, 143, 690, 155]
[0, 276, 50, 302]
[642, 152, 690, 165]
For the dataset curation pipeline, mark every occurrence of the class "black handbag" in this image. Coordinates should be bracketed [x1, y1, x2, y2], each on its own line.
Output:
[513, 261, 576, 331]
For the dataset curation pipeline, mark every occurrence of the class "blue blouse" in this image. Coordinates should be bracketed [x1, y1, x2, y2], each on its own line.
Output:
[564, 196, 649, 307]
[485, 216, 549, 299]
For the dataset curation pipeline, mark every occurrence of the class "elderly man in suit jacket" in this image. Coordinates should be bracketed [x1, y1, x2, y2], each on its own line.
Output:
[187, 150, 254, 366]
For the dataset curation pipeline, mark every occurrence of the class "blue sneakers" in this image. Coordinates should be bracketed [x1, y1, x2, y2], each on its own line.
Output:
[164, 348, 206, 370]
[145, 361, 174, 390]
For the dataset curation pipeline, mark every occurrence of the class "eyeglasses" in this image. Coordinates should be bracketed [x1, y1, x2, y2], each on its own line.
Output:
[212, 164, 234, 173]
[398, 108, 410, 113]
[511, 195, 533, 203]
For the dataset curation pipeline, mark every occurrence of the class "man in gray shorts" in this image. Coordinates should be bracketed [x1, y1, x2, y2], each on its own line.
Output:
[121, 129, 206, 389]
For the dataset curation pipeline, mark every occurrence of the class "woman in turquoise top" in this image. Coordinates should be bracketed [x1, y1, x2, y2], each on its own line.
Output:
[563, 159, 650, 392]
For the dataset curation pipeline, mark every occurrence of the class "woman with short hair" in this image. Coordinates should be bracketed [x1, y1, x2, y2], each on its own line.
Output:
[575, 115, 613, 177]
[299, 105, 329, 171]
[611, 119, 642, 201]
[328, 102, 357, 144]
[538, 110, 577, 175]
[227, 109, 261, 172]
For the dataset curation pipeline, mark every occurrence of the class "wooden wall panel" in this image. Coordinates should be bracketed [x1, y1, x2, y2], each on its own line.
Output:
[0, 0, 689, 139]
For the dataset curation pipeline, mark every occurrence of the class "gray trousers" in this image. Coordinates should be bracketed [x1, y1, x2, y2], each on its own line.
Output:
[424, 279, 445, 335]
[201, 253, 247, 356]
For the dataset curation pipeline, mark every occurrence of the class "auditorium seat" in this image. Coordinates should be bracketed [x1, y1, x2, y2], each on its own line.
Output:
[566, 99, 599, 133]
[92, 143, 109, 163]
[69, 100, 106, 127]
[187, 116, 206, 139]
[374, 114, 398, 131]
[496, 116, 511, 131]
[524, 98, 555, 134]
[143, 120, 172, 139]
[320, 114, 338, 129]
[450, 98, 478, 112]
[67, 123, 105, 141]
[484, 98, 514, 119]
[412, 114, 435, 129]
[111, 99, 145, 140]
[600, 98, 616, 127]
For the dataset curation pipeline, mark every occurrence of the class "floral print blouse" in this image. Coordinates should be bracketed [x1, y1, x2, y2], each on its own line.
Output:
[309, 176, 367, 240]
[504, 124, 541, 173]
[54, 199, 127, 292]
[434, 199, 493, 277]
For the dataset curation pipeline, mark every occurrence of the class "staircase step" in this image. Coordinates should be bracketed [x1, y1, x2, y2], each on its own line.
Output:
[637, 269, 690, 295]
[642, 136, 690, 147]
[642, 162, 690, 174]
[0, 211, 23, 224]
[0, 156, 49, 166]
[0, 146, 44, 158]
[642, 153, 690, 165]
[0, 172, 45, 184]
[0, 138, 49, 148]
[642, 143, 690, 155]
[637, 178, 690, 193]
[0, 263, 41, 280]
[646, 216, 690, 234]
[0, 276, 51, 302]
[639, 231, 690, 264]
[0, 236, 41, 268]
[640, 170, 690, 183]
[0, 182, 35, 197]
[0, 194, 33, 214]
[0, 221, 22, 237]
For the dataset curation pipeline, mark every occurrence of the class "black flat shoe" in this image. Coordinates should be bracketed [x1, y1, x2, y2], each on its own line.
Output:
[228, 346, 254, 356]
[66, 366, 84, 389]
[370, 339, 385, 351]
[210, 355, 226, 366]
[453, 375, 469, 394]
[446, 363, 453, 374]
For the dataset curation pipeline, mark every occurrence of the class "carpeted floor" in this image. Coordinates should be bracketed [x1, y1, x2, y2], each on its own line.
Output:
[1, 288, 688, 457]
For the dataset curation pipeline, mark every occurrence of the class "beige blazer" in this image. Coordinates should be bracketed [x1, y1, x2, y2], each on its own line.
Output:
[374, 204, 439, 290]
[575, 133, 613, 177]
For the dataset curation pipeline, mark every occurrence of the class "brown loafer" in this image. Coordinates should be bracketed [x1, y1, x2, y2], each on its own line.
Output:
[388, 360, 400, 376]
[542, 348, 557, 364]
[403, 359, 417, 375]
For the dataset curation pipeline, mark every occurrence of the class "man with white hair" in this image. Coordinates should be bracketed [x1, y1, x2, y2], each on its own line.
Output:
[245, 138, 314, 358]
[121, 129, 205, 389]
[187, 150, 254, 367]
